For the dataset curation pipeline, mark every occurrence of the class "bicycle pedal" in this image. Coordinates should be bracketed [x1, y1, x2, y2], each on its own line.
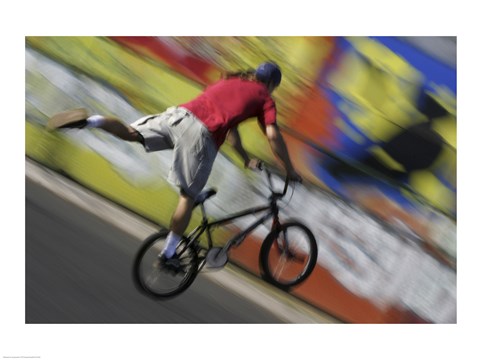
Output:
[156, 254, 185, 274]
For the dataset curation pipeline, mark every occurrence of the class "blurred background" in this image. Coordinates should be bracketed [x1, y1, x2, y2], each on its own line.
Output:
[25, 36, 456, 323]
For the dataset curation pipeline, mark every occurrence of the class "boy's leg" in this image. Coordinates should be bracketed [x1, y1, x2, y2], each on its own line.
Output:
[94, 116, 143, 143]
[162, 193, 195, 258]
[170, 193, 196, 236]
[161, 114, 217, 259]
[49, 108, 202, 259]
[47, 109, 143, 143]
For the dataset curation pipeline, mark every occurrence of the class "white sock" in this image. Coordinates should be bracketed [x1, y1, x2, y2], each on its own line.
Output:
[86, 115, 106, 128]
[162, 232, 181, 258]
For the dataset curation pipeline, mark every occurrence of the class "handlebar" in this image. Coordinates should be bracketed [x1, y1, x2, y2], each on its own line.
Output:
[257, 161, 290, 199]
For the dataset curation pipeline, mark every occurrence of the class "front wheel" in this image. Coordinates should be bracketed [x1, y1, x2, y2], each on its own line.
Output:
[259, 222, 318, 290]
[132, 231, 199, 299]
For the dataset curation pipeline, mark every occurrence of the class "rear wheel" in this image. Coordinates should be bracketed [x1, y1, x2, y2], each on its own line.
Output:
[259, 222, 318, 290]
[132, 231, 199, 299]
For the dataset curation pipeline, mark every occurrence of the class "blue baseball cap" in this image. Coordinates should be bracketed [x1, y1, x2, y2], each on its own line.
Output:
[255, 62, 282, 87]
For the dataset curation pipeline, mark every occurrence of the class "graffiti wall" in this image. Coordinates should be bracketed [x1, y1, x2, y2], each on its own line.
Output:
[111, 36, 457, 257]
[25, 36, 456, 323]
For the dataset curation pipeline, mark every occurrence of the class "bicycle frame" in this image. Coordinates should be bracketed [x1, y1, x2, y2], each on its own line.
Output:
[133, 166, 319, 299]
[184, 169, 288, 263]
[184, 198, 279, 259]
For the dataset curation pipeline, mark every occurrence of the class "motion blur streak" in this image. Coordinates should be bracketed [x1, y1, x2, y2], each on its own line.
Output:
[25, 36, 456, 323]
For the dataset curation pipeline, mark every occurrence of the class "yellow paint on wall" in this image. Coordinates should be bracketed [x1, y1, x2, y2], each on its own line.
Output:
[409, 171, 455, 212]
[327, 37, 424, 143]
[27, 36, 201, 113]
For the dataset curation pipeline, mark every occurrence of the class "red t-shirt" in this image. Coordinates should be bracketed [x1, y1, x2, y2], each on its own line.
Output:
[180, 78, 277, 148]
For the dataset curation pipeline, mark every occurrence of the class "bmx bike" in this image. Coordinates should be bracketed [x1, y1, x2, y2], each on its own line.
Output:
[132, 165, 318, 299]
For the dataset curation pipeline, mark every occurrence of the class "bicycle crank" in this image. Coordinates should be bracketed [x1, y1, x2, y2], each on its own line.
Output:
[205, 247, 228, 268]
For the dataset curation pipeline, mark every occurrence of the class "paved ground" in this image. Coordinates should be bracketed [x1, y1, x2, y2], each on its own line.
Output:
[26, 158, 340, 324]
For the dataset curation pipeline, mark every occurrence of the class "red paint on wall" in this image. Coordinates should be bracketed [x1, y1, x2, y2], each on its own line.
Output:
[229, 235, 430, 323]
[110, 36, 220, 85]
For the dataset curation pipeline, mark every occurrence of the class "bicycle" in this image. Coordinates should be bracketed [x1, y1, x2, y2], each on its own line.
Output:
[132, 165, 318, 299]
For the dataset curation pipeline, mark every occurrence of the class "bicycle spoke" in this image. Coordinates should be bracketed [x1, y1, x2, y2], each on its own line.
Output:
[272, 252, 289, 280]
[133, 232, 199, 298]
[145, 269, 161, 288]
[260, 223, 318, 289]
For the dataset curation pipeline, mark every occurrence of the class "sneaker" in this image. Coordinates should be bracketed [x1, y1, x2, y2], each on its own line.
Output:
[46, 108, 89, 131]
[157, 253, 184, 274]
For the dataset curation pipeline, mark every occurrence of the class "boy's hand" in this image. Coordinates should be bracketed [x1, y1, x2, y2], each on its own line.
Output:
[245, 158, 262, 170]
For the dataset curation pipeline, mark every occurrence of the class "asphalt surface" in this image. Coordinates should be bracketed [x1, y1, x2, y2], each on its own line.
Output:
[25, 161, 339, 324]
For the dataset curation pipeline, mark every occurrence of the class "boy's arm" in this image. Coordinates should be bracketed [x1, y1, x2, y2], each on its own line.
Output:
[226, 127, 260, 169]
[265, 124, 302, 182]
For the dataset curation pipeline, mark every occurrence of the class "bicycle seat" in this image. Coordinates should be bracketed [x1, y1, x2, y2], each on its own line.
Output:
[194, 188, 217, 207]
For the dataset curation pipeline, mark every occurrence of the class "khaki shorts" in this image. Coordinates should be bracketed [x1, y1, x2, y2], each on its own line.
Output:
[131, 107, 217, 198]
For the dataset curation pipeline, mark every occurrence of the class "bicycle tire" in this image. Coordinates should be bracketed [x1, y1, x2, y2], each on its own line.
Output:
[259, 222, 318, 290]
[132, 231, 199, 299]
